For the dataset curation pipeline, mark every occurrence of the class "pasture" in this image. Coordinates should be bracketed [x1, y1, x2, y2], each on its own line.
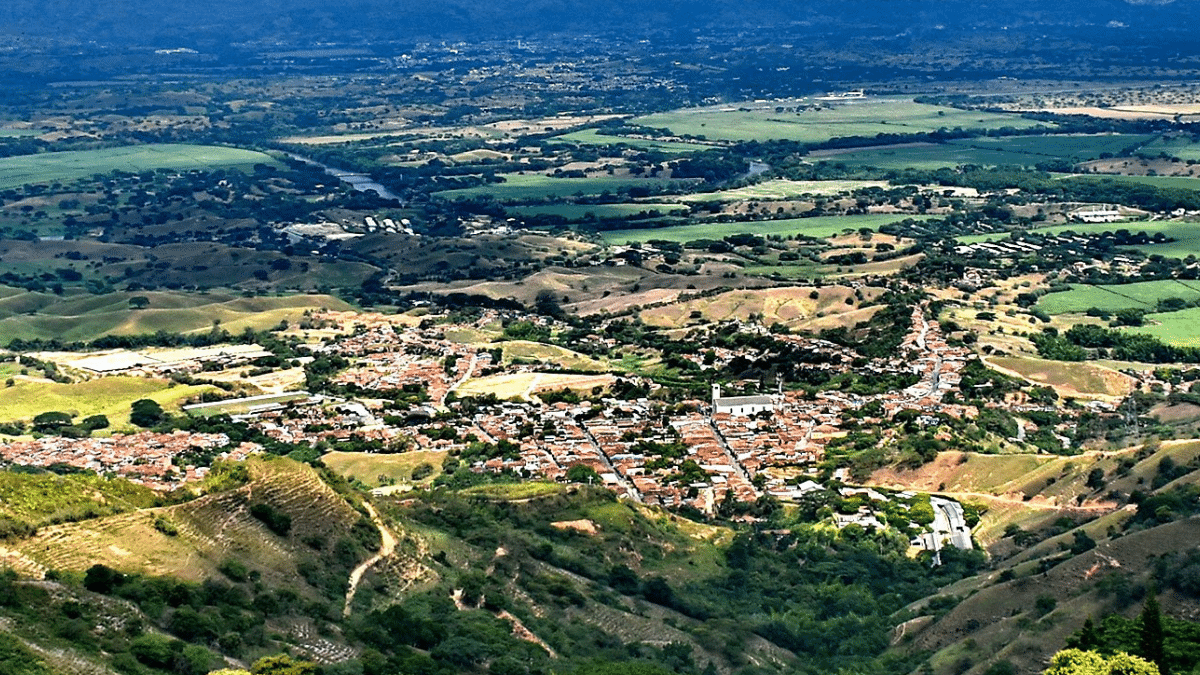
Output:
[951, 134, 1155, 162]
[501, 340, 609, 371]
[322, 450, 448, 487]
[955, 220, 1200, 260]
[1125, 307, 1200, 347]
[551, 129, 707, 154]
[433, 172, 688, 202]
[1137, 135, 1200, 162]
[0, 377, 215, 427]
[454, 372, 616, 401]
[1036, 279, 1200, 314]
[507, 203, 688, 221]
[985, 356, 1135, 399]
[680, 179, 889, 202]
[0, 144, 280, 189]
[633, 98, 1043, 144]
[1069, 173, 1200, 190]
[0, 289, 354, 343]
[639, 286, 883, 330]
[598, 213, 933, 244]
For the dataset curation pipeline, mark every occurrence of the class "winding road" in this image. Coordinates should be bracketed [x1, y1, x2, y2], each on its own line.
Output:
[343, 501, 396, 617]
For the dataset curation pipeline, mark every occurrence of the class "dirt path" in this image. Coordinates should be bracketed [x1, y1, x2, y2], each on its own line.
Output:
[343, 501, 396, 617]
[443, 352, 480, 405]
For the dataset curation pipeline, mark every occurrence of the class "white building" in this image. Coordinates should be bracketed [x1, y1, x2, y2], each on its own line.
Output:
[711, 384, 775, 417]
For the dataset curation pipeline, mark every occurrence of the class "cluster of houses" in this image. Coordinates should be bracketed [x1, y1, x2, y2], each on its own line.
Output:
[0, 431, 259, 490]
[0, 304, 979, 551]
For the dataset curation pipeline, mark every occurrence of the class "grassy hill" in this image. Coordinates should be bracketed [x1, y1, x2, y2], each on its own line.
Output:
[0, 289, 355, 343]
[8, 457, 375, 586]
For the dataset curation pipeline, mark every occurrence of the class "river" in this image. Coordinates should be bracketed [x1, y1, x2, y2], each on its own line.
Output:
[285, 153, 403, 203]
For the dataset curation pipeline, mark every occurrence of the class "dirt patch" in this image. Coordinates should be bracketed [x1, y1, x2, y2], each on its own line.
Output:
[551, 519, 599, 535]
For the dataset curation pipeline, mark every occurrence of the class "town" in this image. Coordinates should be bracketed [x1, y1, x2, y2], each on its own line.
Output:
[0, 300, 980, 552]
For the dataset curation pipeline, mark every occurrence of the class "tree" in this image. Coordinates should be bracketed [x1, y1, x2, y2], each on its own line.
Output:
[250, 655, 319, 675]
[31, 411, 73, 432]
[1044, 649, 1158, 675]
[130, 399, 166, 427]
[128, 295, 151, 310]
[1140, 587, 1167, 675]
[566, 463, 601, 484]
[81, 414, 109, 431]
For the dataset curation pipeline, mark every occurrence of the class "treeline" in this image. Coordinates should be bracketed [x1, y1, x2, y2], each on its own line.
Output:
[1034, 325, 1200, 364]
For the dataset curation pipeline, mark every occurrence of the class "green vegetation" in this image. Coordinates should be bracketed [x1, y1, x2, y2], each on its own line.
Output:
[0, 377, 214, 429]
[0, 290, 355, 344]
[433, 173, 688, 202]
[507, 203, 689, 221]
[0, 469, 157, 539]
[1126, 307, 1200, 346]
[1037, 280, 1200, 315]
[0, 144, 280, 189]
[1044, 650, 1158, 675]
[599, 214, 932, 244]
[552, 129, 707, 153]
[0, 632, 54, 675]
[634, 99, 1043, 144]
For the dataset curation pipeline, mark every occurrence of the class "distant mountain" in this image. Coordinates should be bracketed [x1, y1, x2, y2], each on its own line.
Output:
[1, 0, 1198, 48]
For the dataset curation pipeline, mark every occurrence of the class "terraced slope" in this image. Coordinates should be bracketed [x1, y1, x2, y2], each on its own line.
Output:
[11, 457, 364, 585]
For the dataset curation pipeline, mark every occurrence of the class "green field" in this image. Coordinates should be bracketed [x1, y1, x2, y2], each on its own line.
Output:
[634, 98, 1045, 144]
[810, 134, 1155, 171]
[551, 129, 708, 154]
[0, 128, 41, 138]
[599, 214, 933, 244]
[0, 289, 355, 343]
[824, 143, 1051, 170]
[1066, 174, 1200, 190]
[0, 471, 157, 528]
[681, 179, 889, 202]
[1125, 306, 1200, 347]
[506, 203, 689, 221]
[0, 144, 281, 189]
[951, 134, 1155, 161]
[1137, 135, 1200, 162]
[955, 220, 1200, 259]
[1037, 279, 1200, 314]
[433, 172, 690, 202]
[0, 377, 215, 427]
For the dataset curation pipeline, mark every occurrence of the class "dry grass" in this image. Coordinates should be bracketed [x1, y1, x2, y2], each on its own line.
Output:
[639, 286, 883, 330]
[455, 372, 616, 401]
[323, 450, 448, 487]
[985, 355, 1136, 400]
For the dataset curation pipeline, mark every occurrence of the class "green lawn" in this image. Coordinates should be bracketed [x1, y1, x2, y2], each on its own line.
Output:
[634, 98, 1045, 144]
[0, 144, 280, 189]
[1037, 279, 1200, 314]
[599, 214, 933, 244]
[433, 172, 690, 202]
